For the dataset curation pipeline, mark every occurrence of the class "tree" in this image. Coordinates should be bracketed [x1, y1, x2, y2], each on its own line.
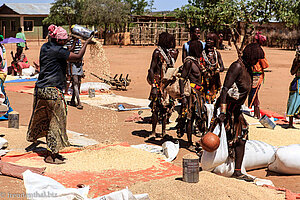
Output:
[82, 0, 130, 44]
[273, 0, 300, 28]
[123, 0, 154, 15]
[176, 0, 299, 57]
[43, 0, 84, 30]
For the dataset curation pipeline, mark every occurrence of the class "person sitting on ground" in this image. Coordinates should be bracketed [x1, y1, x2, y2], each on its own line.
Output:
[66, 35, 84, 109]
[201, 33, 224, 104]
[214, 43, 265, 181]
[286, 40, 300, 128]
[26, 24, 93, 164]
[248, 31, 269, 119]
[182, 26, 205, 63]
[10, 47, 30, 76]
[147, 32, 178, 137]
[179, 40, 207, 148]
[16, 27, 29, 50]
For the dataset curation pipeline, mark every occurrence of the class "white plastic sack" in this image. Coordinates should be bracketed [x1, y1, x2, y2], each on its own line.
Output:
[213, 140, 277, 177]
[0, 137, 8, 149]
[22, 66, 36, 76]
[201, 122, 228, 172]
[131, 142, 179, 162]
[100, 189, 150, 200]
[162, 141, 179, 162]
[80, 82, 111, 92]
[268, 144, 300, 174]
[204, 104, 214, 123]
[23, 170, 150, 200]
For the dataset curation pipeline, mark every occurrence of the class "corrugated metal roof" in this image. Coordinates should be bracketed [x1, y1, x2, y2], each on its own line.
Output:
[2, 3, 51, 15]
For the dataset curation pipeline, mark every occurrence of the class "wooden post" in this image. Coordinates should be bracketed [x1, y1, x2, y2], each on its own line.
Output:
[8, 111, 19, 129]
[182, 154, 199, 183]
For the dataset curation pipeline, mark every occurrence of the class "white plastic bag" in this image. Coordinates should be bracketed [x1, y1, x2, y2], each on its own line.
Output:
[268, 144, 300, 174]
[22, 66, 36, 76]
[23, 170, 150, 200]
[201, 122, 229, 172]
[80, 82, 111, 92]
[0, 137, 8, 149]
[100, 189, 150, 200]
[213, 140, 277, 177]
[162, 141, 179, 162]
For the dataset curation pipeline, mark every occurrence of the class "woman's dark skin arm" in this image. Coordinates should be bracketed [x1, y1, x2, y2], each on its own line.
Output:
[179, 60, 192, 96]
[67, 36, 93, 62]
[148, 50, 160, 85]
[217, 51, 225, 72]
[182, 44, 187, 63]
[290, 58, 300, 75]
[219, 62, 241, 104]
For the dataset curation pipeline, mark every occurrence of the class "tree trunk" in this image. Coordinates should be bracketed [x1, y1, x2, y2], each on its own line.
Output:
[104, 23, 108, 45]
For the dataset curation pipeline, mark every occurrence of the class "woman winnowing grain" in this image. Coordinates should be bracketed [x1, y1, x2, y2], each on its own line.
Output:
[26, 24, 93, 164]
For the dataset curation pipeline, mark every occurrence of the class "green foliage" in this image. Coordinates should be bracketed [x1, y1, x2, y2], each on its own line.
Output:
[82, 0, 130, 27]
[273, 0, 300, 28]
[175, 0, 241, 32]
[179, 0, 300, 29]
[43, 0, 84, 28]
[119, 0, 154, 15]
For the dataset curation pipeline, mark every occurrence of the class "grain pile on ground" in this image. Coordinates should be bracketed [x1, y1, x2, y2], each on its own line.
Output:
[79, 105, 119, 143]
[244, 115, 300, 146]
[85, 39, 111, 81]
[14, 145, 165, 173]
[130, 172, 285, 200]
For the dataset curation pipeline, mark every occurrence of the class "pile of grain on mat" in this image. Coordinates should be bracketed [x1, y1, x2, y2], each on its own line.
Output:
[85, 39, 111, 81]
[14, 145, 165, 173]
[244, 115, 300, 146]
[130, 172, 285, 200]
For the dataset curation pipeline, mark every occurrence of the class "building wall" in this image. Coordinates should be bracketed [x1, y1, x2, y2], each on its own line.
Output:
[0, 16, 20, 38]
[0, 16, 48, 39]
[23, 17, 45, 40]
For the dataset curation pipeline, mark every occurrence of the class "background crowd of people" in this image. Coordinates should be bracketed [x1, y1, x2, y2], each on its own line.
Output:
[147, 27, 300, 181]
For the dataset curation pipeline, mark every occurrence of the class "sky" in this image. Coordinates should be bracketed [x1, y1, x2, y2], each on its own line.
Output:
[2, 0, 189, 11]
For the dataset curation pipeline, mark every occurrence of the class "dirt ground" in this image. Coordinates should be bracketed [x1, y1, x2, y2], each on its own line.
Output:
[0, 41, 299, 198]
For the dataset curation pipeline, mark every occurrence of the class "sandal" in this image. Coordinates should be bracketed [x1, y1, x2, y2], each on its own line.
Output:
[44, 155, 65, 164]
[232, 171, 255, 182]
[67, 101, 76, 107]
[76, 105, 83, 109]
[235, 174, 255, 182]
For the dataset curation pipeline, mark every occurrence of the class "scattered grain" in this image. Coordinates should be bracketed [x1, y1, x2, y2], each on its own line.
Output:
[130, 172, 285, 200]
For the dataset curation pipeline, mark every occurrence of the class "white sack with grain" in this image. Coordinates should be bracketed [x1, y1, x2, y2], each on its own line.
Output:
[268, 144, 300, 174]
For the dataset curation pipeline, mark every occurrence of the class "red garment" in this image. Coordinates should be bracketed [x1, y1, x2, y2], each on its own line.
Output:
[253, 58, 269, 73]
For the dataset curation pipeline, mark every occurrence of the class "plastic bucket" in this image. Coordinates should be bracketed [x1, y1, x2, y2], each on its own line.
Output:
[259, 115, 276, 129]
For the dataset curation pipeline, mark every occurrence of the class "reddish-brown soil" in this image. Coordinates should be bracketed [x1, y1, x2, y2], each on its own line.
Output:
[0, 41, 298, 198]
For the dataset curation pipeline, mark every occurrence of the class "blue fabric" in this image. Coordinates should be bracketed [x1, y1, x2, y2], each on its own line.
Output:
[0, 79, 13, 120]
[286, 77, 300, 116]
[5, 78, 37, 83]
[184, 40, 206, 56]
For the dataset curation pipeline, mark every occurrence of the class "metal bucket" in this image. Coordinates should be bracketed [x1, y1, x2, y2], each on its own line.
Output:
[8, 111, 19, 129]
[88, 88, 95, 98]
[259, 115, 276, 129]
[71, 24, 94, 40]
[183, 154, 199, 183]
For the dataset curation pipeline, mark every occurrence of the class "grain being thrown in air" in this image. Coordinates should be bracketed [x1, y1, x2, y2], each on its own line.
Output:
[85, 38, 111, 80]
